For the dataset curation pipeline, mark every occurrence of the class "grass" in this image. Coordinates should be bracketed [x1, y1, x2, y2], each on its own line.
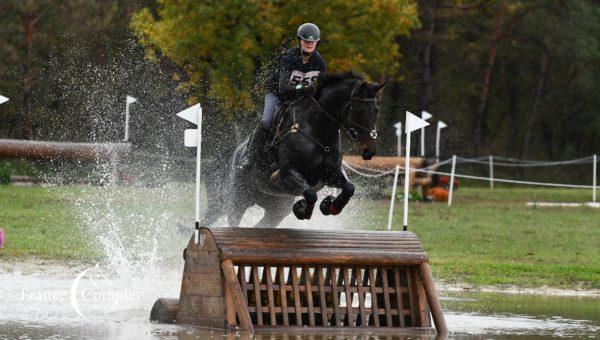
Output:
[0, 185, 98, 260]
[359, 186, 600, 289]
[0, 184, 598, 289]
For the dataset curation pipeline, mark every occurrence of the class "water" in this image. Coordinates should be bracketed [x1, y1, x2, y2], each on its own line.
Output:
[1, 184, 598, 339]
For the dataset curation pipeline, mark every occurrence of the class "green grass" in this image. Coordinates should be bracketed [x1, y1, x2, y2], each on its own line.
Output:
[359, 187, 600, 289]
[0, 184, 598, 289]
[0, 185, 99, 260]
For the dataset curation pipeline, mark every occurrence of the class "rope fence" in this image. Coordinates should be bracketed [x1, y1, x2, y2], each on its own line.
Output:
[342, 154, 599, 206]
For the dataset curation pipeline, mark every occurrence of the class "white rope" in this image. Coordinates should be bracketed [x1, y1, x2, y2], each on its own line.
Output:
[342, 161, 397, 178]
[414, 168, 595, 189]
[456, 155, 594, 167]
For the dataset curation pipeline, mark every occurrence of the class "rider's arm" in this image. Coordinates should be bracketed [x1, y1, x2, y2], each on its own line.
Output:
[278, 54, 299, 98]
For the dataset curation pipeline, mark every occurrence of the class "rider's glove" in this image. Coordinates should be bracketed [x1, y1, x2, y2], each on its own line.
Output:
[295, 82, 318, 96]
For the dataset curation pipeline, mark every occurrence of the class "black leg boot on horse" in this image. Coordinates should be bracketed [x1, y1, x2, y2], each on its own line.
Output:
[238, 124, 270, 173]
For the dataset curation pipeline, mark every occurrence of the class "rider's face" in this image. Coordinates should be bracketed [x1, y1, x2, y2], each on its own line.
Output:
[300, 39, 317, 53]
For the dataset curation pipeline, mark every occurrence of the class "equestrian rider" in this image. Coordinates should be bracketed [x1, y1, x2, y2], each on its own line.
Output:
[238, 23, 327, 171]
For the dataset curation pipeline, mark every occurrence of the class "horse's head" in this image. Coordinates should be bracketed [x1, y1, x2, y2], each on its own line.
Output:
[342, 80, 386, 160]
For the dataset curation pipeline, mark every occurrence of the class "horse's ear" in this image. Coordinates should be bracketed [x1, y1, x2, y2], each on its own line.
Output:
[367, 82, 387, 97]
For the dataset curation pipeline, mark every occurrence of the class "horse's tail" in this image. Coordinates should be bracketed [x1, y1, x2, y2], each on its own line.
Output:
[201, 146, 237, 226]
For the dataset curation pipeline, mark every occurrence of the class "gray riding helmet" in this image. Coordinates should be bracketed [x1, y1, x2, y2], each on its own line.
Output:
[297, 23, 320, 42]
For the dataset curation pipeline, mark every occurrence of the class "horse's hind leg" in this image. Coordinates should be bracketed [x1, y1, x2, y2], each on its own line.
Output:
[281, 169, 317, 220]
[254, 199, 293, 228]
[321, 167, 355, 216]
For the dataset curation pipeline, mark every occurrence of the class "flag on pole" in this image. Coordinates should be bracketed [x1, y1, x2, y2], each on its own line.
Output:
[421, 111, 432, 121]
[406, 111, 430, 133]
[0, 95, 9, 105]
[403, 111, 429, 231]
[176, 103, 202, 125]
[437, 121, 447, 129]
[394, 122, 402, 136]
[126, 95, 137, 105]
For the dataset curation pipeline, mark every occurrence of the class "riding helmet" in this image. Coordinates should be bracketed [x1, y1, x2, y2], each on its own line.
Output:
[297, 23, 320, 42]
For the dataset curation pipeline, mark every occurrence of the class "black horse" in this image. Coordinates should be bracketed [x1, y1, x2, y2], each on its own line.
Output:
[203, 72, 385, 228]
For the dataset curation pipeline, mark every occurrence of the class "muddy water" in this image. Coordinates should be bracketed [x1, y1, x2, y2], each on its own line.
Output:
[0, 266, 598, 340]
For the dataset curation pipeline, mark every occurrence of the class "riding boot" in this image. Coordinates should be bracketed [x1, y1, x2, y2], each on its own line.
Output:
[238, 124, 270, 172]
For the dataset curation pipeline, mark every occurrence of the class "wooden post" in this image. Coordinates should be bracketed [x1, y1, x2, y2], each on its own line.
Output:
[221, 259, 254, 333]
[418, 263, 447, 335]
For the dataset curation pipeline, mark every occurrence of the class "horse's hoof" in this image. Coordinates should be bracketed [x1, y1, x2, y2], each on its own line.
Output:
[320, 196, 342, 215]
[293, 200, 314, 220]
[320, 196, 335, 215]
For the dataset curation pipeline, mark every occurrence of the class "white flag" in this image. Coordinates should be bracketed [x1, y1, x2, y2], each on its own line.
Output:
[421, 110, 432, 121]
[406, 111, 430, 133]
[176, 104, 202, 125]
[0, 95, 8, 105]
[438, 120, 447, 129]
[394, 122, 402, 136]
[126, 95, 137, 105]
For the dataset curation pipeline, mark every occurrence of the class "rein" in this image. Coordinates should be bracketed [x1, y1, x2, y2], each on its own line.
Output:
[274, 80, 378, 154]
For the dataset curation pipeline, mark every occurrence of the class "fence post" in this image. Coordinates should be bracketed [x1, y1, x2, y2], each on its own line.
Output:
[448, 155, 457, 207]
[489, 155, 494, 189]
[594, 154, 597, 203]
[387, 165, 401, 231]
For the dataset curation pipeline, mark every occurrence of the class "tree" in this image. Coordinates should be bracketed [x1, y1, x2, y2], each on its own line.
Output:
[131, 0, 420, 121]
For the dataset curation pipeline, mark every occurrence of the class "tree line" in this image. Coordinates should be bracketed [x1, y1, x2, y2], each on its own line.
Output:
[0, 0, 598, 160]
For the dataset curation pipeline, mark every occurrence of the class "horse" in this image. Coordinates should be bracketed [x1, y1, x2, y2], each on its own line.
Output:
[202, 72, 385, 228]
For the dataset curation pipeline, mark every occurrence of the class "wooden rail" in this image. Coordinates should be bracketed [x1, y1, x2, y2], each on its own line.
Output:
[151, 227, 447, 335]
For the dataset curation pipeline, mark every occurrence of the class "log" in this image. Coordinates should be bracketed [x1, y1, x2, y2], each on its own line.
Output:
[0, 139, 130, 161]
[150, 298, 179, 324]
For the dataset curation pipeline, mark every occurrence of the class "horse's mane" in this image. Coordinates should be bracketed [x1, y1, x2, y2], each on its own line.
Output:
[318, 72, 364, 88]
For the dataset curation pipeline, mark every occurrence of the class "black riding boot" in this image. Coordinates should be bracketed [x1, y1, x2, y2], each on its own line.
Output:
[238, 124, 270, 172]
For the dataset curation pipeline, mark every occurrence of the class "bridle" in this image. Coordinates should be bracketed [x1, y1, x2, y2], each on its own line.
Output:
[309, 79, 378, 142]
[274, 79, 378, 154]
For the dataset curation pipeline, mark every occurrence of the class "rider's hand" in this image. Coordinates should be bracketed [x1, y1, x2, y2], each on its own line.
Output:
[296, 82, 318, 96]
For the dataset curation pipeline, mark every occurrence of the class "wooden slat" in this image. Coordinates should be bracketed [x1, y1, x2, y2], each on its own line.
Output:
[303, 266, 316, 326]
[316, 266, 329, 326]
[342, 267, 354, 326]
[238, 265, 248, 305]
[278, 266, 289, 325]
[251, 265, 263, 326]
[393, 268, 406, 327]
[265, 265, 276, 325]
[406, 267, 417, 327]
[219, 249, 428, 266]
[368, 268, 380, 327]
[291, 266, 302, 325]
[330, 267, 341, 326]
[355, 268, 367, 326]
[381, 268, 393, 326]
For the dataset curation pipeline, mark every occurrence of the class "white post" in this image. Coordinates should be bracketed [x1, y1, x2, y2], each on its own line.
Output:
[448, 155, 457, 207]
[124, 96, 137, 142]
[593, 154, 597, 203]
[387, 165, 401, 231]
[489, 155, 494, 189]
[194, 107, 203, 244]
[124, 103, 130, 142]
[394, 122, 402, 157]
[420, 111, 432, 157]
[435, 121, 446, 163]
[403, 131, 411, 231]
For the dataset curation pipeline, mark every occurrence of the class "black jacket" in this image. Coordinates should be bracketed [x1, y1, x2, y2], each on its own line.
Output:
[264, 46, 326, 101]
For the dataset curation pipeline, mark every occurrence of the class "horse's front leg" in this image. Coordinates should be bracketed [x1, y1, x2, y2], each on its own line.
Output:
[320, 167, 355, 216]
[281, 168, 318, 220]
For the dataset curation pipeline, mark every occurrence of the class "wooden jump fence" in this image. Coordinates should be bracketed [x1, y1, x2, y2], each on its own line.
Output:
[151, 227, 447, 335]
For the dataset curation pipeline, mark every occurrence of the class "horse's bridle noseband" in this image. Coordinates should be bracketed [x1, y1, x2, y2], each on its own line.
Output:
[310, 79, 378, 142]
[343, 80, 378, 141]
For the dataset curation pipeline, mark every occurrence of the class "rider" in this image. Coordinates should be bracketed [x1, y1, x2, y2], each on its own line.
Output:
[238, 22, 327, 171]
